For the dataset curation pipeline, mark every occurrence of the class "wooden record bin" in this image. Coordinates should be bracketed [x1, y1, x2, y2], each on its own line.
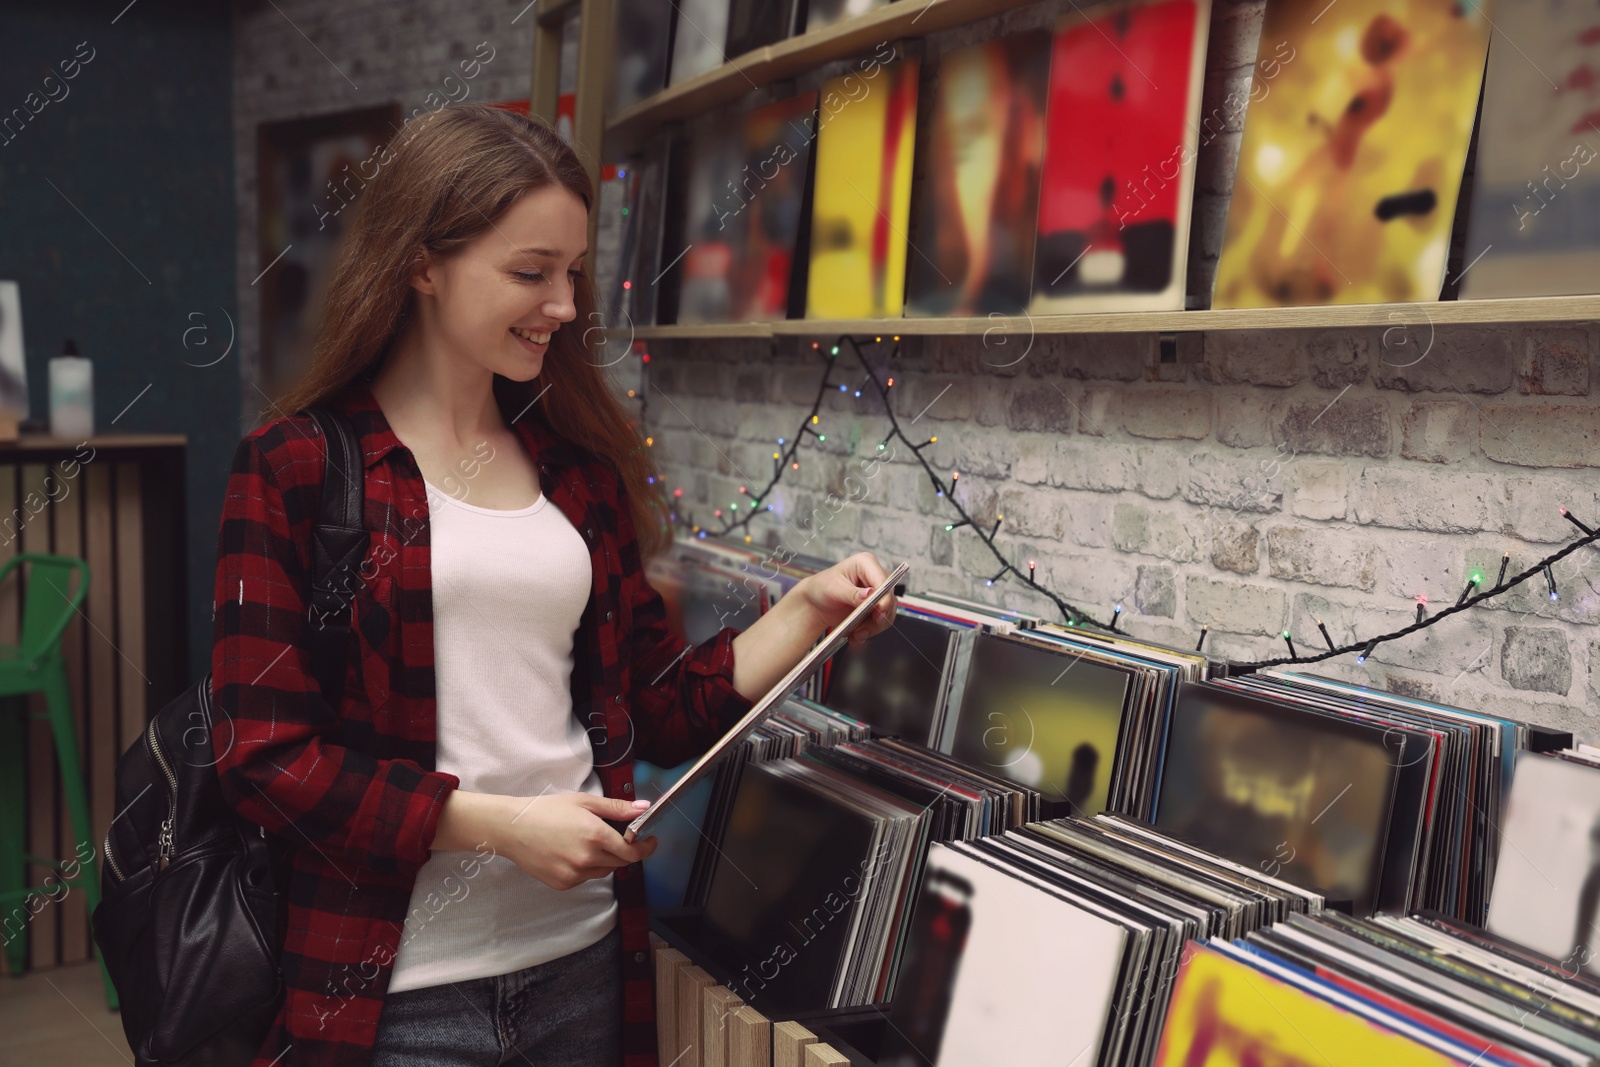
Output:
[4, 434, 188, 973]
[651, 931, 868, 1067]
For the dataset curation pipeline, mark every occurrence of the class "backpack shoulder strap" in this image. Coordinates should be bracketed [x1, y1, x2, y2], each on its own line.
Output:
[302, 406, 369, 704]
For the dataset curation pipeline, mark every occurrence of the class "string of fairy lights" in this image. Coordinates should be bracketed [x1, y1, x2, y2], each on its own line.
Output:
[640, 334, 1600, 675]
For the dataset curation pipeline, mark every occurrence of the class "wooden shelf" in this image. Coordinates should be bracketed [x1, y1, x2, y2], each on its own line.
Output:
[606, 0, 1040, 142]
[609, 294, 1600, 341]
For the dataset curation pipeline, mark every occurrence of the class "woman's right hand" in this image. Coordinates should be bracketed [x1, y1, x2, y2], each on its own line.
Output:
[433, 789, 658, 890]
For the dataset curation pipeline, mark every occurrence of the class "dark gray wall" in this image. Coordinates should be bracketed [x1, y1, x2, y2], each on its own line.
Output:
[0, 0, 237, 684]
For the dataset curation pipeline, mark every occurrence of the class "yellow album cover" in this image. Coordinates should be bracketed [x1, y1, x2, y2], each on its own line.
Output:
[1212, 0, 1491, 308]
[805, 55, 919, 319]
[1154, 944, 1459, 1067]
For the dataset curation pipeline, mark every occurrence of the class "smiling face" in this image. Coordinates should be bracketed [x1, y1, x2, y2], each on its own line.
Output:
[407, 182, 589, 382]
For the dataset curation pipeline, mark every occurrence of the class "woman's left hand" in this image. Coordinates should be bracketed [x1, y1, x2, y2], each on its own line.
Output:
[796, 551, 898, 647]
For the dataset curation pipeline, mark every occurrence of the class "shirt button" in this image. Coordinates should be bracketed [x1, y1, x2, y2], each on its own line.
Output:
[633, 951, 646, 964]
[614, 694, 624, 705]
[622, 782, 633, 794]
[604, 609, 614, 622]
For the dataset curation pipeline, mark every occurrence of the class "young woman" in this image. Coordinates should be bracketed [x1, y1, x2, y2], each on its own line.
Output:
[211, 102, 896, 1067]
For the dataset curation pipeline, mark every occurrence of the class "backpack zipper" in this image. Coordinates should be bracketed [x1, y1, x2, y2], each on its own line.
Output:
[102, 825, 125, 883]
[146, 715, 179, 871]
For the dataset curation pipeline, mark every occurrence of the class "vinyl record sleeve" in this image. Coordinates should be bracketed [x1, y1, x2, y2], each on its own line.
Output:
[805, 57, 919, 318]
[904, 29, 1051, 318]
[877, 842, 1130, 1067]
[1487, 753, 1600, 977]
[941, 630, 1134, 816]
[1153, 681, 1402, 916]
[1154, 941, 1466, 1067]
[670, 0, 731, 87]
[1030, 0, 1210, 314]
[821, 610, 961, 746]
[1211, 0, 1491, 308]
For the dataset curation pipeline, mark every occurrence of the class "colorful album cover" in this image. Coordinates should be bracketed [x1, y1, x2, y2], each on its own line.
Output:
[731, 92, 819, 321]
[1485, 753, 1600, 974]
[1212, 0, 1491, 308]
[805, 57, 920, 319]
[608, 0, 674, 114]
[879, 844, 1128, 1067]
[674, 123, 748, 324]
[1462, 3, 1600, 298]
[804, 0, 893, 33]
[670, 0, 731, 87]
[1154, 943, 1460, 1066]
[905, 30, 1052, 318]
[1031, 0, 1210, 315]
[1153, 683, 1399, 916]
[944, 633, 1131, 816]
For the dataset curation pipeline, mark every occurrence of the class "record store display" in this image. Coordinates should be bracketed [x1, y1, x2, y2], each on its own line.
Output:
[688, 738, 1037, 1013]
[1157, 911, 1600, 1067]
[1211, 0, 1491, 308]
[812, 815, 1320, 1067]
[1030, 0, 1210, 315]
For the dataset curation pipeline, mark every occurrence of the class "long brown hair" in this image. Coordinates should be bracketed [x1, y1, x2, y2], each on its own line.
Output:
[274, 103, 671, 559]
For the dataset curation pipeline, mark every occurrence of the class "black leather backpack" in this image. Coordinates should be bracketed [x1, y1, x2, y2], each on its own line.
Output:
[92, 407, 371, 1066]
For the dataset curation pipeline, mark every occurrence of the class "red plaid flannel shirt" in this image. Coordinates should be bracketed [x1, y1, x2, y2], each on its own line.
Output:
[210, 380, 754, 1066]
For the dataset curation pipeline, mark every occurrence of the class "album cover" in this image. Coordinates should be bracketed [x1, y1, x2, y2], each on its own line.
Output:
[942, 632, 1132, 817]
[822, 611, 958, 746]
[670, 0, 731, 87]
[803, 0, 893, 33]
[731, 92, 819, 321]
[608, 0, 674, 114]
[878, 844, 1128, 1067]
[805, 57, 920, 318]
[1486, 753, 1600, 974]
[674, 122, 748, 324]
[621, 149, 668, 327]
[726, 0, 801, 56]
[1030, 0, 1209, 315]
[1154, 942, 1460, 1066]
[1212, 0, 1491, 307]
[1153, 682, 1400, 916]
[699, 761, 881, 1011]
[1462, 2, 1600, 298]
[905, 30, 1052, 318]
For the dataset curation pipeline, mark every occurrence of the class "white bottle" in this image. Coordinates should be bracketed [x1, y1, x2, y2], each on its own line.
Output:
[49, 340, 94, 439]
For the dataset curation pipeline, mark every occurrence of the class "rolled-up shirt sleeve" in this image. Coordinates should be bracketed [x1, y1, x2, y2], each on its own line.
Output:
[210, 431, 459, 874]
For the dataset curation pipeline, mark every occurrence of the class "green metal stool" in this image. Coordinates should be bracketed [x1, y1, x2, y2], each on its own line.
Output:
[0, 552, 116, 1011]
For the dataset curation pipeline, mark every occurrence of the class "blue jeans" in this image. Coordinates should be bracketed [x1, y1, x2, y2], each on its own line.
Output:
[370, 925, 622, 1066]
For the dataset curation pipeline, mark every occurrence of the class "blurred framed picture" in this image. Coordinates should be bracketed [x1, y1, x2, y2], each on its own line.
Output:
[256, 103, 400, 398]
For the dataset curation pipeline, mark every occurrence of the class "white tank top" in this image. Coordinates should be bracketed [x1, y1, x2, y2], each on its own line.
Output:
[386, 477, 618, 993]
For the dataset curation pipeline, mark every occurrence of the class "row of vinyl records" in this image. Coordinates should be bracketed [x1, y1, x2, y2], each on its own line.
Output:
[636, 535, 1600, 1065]
[596, 0, 1600, 326]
